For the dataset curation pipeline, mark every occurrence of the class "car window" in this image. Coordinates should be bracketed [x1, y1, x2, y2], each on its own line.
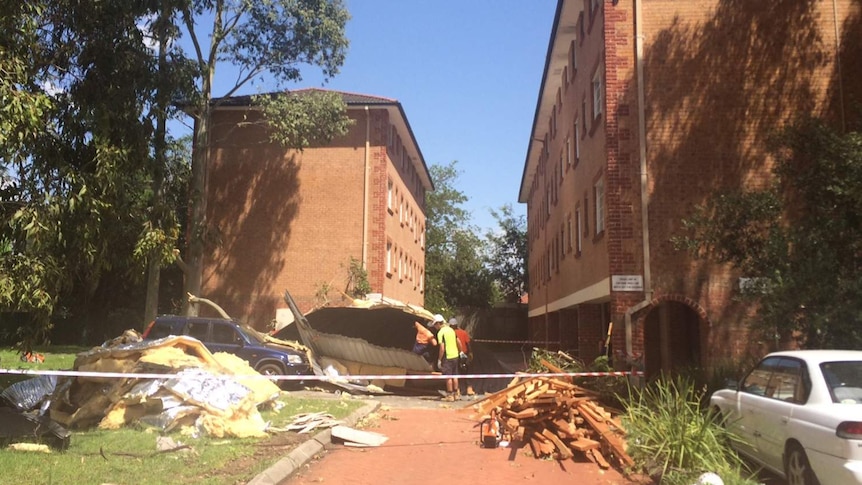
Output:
[241, 326, 266, 344]
[767, 358, 808, 403]
[742, 356, 782, 397]
[212, 323, 241, 344]
[148, 323, 174, 340]
[822, 361, 862, 404]
[187, 321, 209, 341]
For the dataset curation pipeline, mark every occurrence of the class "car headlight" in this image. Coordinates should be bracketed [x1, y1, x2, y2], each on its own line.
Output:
[286, 354, 304, 364]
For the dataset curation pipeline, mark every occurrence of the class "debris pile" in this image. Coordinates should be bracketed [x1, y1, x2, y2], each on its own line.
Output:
[47, 332, 283, 439]
[469, 373, 634, 470]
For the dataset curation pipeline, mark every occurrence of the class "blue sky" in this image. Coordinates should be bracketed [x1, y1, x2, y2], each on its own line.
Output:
[192, 0, 556, 232]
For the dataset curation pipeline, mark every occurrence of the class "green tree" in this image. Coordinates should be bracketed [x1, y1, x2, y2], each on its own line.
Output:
[0, 0, 174, 347]
[486, 204, 527, 304]
[177, 0, 352, 315]
[675, 119, 862, 349]
[424, 161, 495, 315]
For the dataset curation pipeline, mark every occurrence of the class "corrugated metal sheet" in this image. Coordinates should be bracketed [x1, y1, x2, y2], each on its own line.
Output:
[297, 319, 433, 373]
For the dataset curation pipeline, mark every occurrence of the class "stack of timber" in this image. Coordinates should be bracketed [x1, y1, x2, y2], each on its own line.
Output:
[468, 369, 634, 470]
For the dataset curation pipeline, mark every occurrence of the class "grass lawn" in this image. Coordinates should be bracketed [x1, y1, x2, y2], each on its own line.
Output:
[0, 345, 367, 484]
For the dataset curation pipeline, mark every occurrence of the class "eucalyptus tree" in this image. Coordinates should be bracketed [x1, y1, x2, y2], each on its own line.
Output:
[175, 0, 352, 315]
[0, 0, 175, 347]
[424, 161, 495, 315]
[486, 204, 527, 304]
[675, 119, 862, 349]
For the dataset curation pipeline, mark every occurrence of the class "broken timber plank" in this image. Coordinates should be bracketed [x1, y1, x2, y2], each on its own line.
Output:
[471, 377, 543, 415]
[577, 403, 634, 468]
[590, 449, 611, 469]
[541, 428, 573, 459]
[540, 359, 572, 383]
[504, 407, 539, 420]
[568, 438, 601, 452]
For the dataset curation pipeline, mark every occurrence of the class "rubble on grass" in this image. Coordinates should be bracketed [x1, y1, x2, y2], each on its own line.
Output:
[47, 331, 283, 439]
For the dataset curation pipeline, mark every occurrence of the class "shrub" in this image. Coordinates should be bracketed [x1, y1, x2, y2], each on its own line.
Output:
[623, 376, 758, 485]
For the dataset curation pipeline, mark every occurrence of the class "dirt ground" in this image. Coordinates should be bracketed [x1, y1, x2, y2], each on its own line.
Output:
[286, 404, 640, 485]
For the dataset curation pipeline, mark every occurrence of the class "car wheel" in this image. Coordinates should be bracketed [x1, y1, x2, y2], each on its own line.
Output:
[256, 363, 284, 378]
[785, 443, 819, 485]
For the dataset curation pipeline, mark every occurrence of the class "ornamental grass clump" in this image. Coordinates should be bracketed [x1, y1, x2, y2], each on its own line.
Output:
[623, 376, 758, 485]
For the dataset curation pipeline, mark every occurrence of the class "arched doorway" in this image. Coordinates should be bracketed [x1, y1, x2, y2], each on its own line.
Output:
[642, 301, 702, 378]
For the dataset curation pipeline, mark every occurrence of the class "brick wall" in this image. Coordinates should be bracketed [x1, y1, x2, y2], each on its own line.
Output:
[201, 106, 427, 327]
[524, 0, 859, 372]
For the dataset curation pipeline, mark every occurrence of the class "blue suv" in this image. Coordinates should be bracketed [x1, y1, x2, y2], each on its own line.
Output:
[142, 316, 311, 382]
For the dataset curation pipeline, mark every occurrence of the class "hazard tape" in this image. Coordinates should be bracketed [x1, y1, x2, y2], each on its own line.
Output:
[0, 368, 643, 382]
[471, 339, 561, 345]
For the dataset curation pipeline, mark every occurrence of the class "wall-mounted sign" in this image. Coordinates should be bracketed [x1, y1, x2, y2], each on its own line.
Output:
[612, 275, 643, 292]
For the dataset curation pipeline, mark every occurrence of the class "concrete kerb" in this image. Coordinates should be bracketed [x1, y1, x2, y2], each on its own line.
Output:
[247, 399, 382, 485]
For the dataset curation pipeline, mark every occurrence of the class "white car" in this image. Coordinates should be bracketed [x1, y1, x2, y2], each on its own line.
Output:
[710, 350, 862, 485]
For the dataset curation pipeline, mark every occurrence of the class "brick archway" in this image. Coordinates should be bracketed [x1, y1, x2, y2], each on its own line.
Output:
[636, 294, 711, 377]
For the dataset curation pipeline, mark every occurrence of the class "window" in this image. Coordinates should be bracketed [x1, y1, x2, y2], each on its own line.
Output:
[594, 177, 605, 234]
[386, 241, 393, 275]
[566, 214, 573, 252]
[592, 67, 603, 119]
[187, 322, 208, 341]
[566, 137, 572, 167]
[579, 13, 585, 41]
[212, 324, 241, 345]
[399, 196, 404, 225]
[552, 106, 557, 138]
[591, 0, 601, 18]
[581, 98, 588, 136]
[576, 208, 583, 254]
[584, 195, 590, 235]
[419, 268, 424, 293]
[560, 225, 565, 259]
[387, 178, 394, 212]
[560, 152, 565, 181]
[398, 250, 404, 281]
[569, 40, 577, 74]
[574, 119, 581, 160]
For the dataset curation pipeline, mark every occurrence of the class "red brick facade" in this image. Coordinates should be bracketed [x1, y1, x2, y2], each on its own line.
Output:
[199, 92, 431, 327]
[521, 0, 860, 375]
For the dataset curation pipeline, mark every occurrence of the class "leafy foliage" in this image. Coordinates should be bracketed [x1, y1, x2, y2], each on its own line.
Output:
[0, 0, 184, 348]
[256, 89, 353, 148]
[346, 257, 371, 299]
[624, 377, 758, 485]
[423, 161, 495, 315]
[675, 119, 862, 348]
[180, 0, 352, 311]
[486, 204, 527, 303]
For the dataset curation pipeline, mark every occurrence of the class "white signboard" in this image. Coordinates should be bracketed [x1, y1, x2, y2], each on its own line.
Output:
[612, 275, 643, 292]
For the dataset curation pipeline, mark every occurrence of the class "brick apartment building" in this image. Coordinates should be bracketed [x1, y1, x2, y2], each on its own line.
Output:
[520, 0, 860, 376]
[198, 89, 432, 326]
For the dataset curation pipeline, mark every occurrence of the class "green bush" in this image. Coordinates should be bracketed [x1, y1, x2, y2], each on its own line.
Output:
[623, 376, 758, 485]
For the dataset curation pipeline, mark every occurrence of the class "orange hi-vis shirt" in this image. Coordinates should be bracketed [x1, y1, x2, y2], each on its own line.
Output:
[414, 321, 435, 345]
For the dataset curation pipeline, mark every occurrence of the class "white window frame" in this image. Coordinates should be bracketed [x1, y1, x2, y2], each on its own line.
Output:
[576, 208, 583, 254]
[387, 178, 394, 212]
[592, 67, 603, 119]
[566, 137, 572, 166]
[594, 177, 605, 234]
[574, 119, 580, 160]
[386, 241, 393, 275]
